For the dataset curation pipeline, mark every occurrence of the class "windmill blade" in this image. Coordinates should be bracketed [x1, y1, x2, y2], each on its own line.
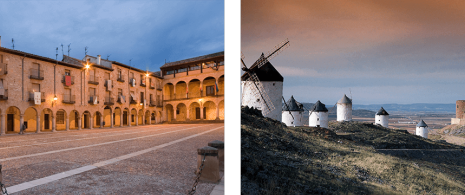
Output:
[282, 96, 294, 120]
[250, 38, 290, 70]
[328, 102, 338, 113]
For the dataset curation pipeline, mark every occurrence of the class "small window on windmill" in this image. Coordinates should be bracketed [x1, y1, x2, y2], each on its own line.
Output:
[317, 118, 319, 121]
[291, 122, 293, 124]
[273, 83, 275, 86]
[256, 98, 260, 102]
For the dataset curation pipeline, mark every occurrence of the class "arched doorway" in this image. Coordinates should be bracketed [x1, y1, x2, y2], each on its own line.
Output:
[151, 111, 156, 124]
[165, 104, 174, 122]
[104, 106, 112, 127]
[6, 106, 21, 133]
[93, 111, 101, 128]
[70, 110, 79, 130]
[41, 108, 53, 131]
[189, 102, 201, 120]
[176, 103, 187, 121]
[123, 108, 129, 126]
[203, 101, 217, 120]
[24, 107, 38, 133]
[83, 111, 92, 129]
[56, 109, 67, 131]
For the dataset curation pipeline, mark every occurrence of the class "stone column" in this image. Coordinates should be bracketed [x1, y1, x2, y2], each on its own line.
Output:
[19, 114, 24, 133]
[0, 114, 5, 135]
[90, 115, 93, 129]
[186, 108, 190, 121]
[216, 104, 220, 120]
[200, 106, 204, 120]
[173, 108, 177, 121]
[111, 112, 114, 128]
[36, 115, 40, 133]
[120, 112, 124, 127]
[66, 117, 69, 131]
[100, 114, 104, 128]
[52, 115, 56, 132]
[148, 113, 151, 125]
[78, 116, 82, 130]
[128, 113, 132, 127]
[135, 113, 139, 126]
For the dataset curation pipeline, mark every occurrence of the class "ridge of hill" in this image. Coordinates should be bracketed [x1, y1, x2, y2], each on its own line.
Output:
[241, 106, 465, 194]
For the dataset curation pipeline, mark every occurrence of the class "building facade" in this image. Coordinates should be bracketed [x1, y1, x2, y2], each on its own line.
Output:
[451, 100, 465, 125]
[0, 40, 224, 135]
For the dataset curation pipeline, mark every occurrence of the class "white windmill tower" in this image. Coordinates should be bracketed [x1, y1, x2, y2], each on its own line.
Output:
[282, 96, 304, 126]
[241, 39, 290, 121]
[375, 107, 389, 127]
[416, 119, 428, 138]
[337, 94, 352, 122]
[309, 100, 329, 128]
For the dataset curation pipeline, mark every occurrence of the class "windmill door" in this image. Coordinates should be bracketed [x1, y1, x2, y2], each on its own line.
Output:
[7, 114, 14, 131]
[44, 114, 50, 129]
[195, 107, 200, 119]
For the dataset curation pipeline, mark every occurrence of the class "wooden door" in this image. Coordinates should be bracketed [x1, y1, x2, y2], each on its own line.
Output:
[75, 113, 79, 128]
[195, 107, 200, 119]
[7, 114, 14, 131]
[84, 114, 89, 128]
[123, 111, 128, 125]
[44, 114, 50, 129]
[203, 107, 206, 119]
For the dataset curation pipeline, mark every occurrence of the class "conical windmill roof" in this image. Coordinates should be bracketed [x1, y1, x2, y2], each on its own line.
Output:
[376, 107, 389, 115]
[416, 120, 428, 127]
[311, 100, 328, 112]
[282, 96, 303, 111]
[241, 53, 284, 82]
[337, 94, 352, 104]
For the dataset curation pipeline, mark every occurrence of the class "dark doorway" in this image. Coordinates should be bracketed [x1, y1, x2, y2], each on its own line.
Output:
[203, 107, 206, 119]
[75, 113, 79, 128]
[84, 114, 89, 128]
[44, 114, 50, 129]
[113, 113, 116, 125]
[96, 113, 101, 127]
[123, 111, 128, 125]
[195, 107, 201, 119]
[7, 114, 14, 131]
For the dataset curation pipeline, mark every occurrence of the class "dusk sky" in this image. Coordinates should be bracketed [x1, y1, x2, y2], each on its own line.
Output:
[242, 0, 465, 104]
[0, 0, 224, 72]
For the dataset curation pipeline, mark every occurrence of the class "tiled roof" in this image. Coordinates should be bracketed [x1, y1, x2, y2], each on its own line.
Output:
[160, 51, 224, 69]
[311, 100, 328, 112]
[416, 120, 428, 127]
[0, 47, 83, 69]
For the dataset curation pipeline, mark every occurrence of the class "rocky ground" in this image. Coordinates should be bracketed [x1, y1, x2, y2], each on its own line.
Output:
[241, 106, 465, 195]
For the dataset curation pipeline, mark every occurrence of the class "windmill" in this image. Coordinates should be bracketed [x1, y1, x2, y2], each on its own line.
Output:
[241, 39, 290, 117]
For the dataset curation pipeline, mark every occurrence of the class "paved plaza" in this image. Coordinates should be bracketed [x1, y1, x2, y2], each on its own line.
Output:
[0, 124, 224, 194]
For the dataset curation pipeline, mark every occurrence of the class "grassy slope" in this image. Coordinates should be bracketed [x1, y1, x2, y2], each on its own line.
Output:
[241, 107, 465, 195]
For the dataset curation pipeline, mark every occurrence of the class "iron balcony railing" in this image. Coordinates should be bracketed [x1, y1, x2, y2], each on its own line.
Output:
[156, 86, 162, 91]
[140, 80, 146, 87]
[129, 96, 137, 104]
[104, 97, 114, 105]
[149, 100, 156, 107]
[62, 94, 75, 104]
[28, 92, 45, 102]
[30, 69, 44, 80]
[61, 75, 75, 85]
[88, 75, 99, 85]
[117, 76, 125, 82]
[0, 89, 8, 100]
[88, 95, 99, 104]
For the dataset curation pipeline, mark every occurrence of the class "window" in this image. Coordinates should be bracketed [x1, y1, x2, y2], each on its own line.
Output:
[118, 69, 122, 78]
[65, 70, 70, 76]
[189, 65, 200, 71]
[57, 111, 64, 124]
[0, 54, 3, 63]
[166, 70, 174, 75]
[206, 86, 214, 96]
[105, 72, 110, 80]
[32, 83, 40, 92]
[130, 72, 134, 80]
[140, 92, 144, 101]
[118, 89, 122, 97]
[177, 68, 187, 73]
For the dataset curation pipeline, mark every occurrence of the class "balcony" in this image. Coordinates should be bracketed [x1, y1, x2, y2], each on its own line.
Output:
[117, 95, 126, 104]
[28, 92, 45, 102]
[156, 86, 162, 91]
[0, 89, 8, 100]
[0, 63, 8, 75]
[149, 83, 155, 89]
[88, 75, 99, 85]
[149, 100, 156, 107]
[61, 75, 75, 86]
[104, 97, 114, 105]
[30, 69, 44, 80]
[129, 78, 136, 87]
[140, 80, 146, 87]
[88, 95, 99, 105]
[62, 94, 75, 104]
[157, 100, 163, 107]
[104, 80, 113, 90]
[117, 76, 125, 83]
[129, 96, 137, 104]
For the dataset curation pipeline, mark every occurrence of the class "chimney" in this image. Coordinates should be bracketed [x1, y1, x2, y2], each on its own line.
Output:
[97, 55, 101, 65]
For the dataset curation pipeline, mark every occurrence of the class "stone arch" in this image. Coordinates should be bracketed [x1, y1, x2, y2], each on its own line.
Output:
[104, 106, 112, 127]
[165, 104, 174, 122]
[218, 100, 224, 120]
[82, 110, 92, 129]
[5, 106, 21, 133]
[164, 83, 174, 100]
[131, 108, 137, 126]
[56, 109, 67, 131]
[175, 81, 187, 99]
[176, 103, 187, 121]
[189, 102, 201, 120]
[24, 107, 38, 133]
[151, 111, 156, 124]
[218, 75, 224, 95]
[202, 77, 216, 97]
[188, 79, 201, 99]
[70, 110, 80, 130]
[41, 108, 54, 131]
[203, 101, 217, 120]
[145, 110, 151, 125]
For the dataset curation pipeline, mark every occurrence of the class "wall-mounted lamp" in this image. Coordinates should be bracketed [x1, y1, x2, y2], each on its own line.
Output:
[85, 64, 90, 69]
[53, 96, 58, 101]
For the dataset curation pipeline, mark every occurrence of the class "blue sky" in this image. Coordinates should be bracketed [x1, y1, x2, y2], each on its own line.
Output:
[0, 0, 224, 72]
[242, 0, 465, 104]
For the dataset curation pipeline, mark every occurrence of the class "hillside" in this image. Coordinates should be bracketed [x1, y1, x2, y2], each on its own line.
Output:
[241, 106, 465, 195]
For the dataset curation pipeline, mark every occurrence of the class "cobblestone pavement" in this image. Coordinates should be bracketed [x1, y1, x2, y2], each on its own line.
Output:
[0, 123, 224, 195]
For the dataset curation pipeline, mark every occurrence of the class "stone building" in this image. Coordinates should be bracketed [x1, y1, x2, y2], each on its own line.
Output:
[0, 37, 224, 134]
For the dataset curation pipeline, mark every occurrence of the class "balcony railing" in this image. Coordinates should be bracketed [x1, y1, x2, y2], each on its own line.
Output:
[117, 95, 126, 104]
[140, 80, 146, 87]
[61, 75, 75, 86]
[149, 83, 155, 89]
[0, 63, 8, 75]
[129, 78, 136, 87]
[156, 86, 162, 91]
[88, 95, 99, 105]
[117, 76, 125, 83]
[149, 100, 156, 107]
[129, 96, 137, 104]
[0, 89, 8, 100]
[62, 94, 75, 104]
[163, 92, 223, 101]
[28, 92, 45, 102]
[30, 69, 44, 80]
[104, 97, 114, 105]
[88, 75, 99, 85]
